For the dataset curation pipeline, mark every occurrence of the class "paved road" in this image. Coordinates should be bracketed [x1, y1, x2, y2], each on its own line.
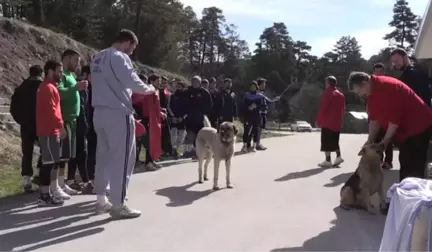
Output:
[0, 133, 399, 251]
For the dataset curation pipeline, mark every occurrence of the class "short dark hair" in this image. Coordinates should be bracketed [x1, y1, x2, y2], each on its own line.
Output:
[138, 73, 148, 82]
[148, 74, 159, 83]
[176, 82, 186, 88]
[257, 78, 266, 85]
[251, 80, 258, 87]
[224, 78, 232, 83]
[391, 48, 408, 57]
[347, 72, 370, 90]
[81, 65, 91, 75]
[373, 63, 385, 69]
[115, 29, 138, 44]
[44, 60, 62, 76]
[201, 79, 209, 85]
[61, 49, 80, 60]
[325, 75, 337, 86]
[29, 65, 43, 77]
[210, 77, 217, 83]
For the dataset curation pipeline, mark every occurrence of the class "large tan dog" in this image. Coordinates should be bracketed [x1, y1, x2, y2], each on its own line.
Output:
[195, 116, 237, 190]
[340, 142, 387, 214]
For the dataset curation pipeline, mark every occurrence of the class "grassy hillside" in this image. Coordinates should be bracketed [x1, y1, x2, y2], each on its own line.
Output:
[0, 18, 187, 96]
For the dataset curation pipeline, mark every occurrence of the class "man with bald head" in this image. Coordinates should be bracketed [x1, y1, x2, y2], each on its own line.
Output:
[315, 76, 345, 168]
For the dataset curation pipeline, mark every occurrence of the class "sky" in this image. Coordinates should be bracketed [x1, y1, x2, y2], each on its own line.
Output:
[179, 0, 429, 59]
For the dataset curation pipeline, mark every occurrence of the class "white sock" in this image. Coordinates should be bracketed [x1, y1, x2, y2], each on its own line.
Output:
[58, 176, 65, 187]
[50, 180, 59, 191]
[97, 195, 108, 205]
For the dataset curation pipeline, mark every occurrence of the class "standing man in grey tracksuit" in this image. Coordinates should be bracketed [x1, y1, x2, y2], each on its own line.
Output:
[91, 29, 156, 219]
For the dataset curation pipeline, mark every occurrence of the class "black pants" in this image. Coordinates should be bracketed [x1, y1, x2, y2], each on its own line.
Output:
[86, 127, 96, 181]
[67, 120, 89, 183]
[136, 117, 153, 164]
[256, 114, 267, 145]
[398, 128, 431, 182]
[20, 125, 37, 177]
[161, 120, 172, 154]
[243, 121, 259, 147]
[320, 128, 340, 152]
[374, 127, 394, 164]
[186, 119, 204, 147]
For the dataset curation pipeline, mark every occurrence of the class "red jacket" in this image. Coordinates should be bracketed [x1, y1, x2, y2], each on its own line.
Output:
[367, 75, 432, 142]
[316, 86, 345, 131]
[135, 120, 146, 137]
[36, 79, 64, 136]
[132, 92, 162, 160]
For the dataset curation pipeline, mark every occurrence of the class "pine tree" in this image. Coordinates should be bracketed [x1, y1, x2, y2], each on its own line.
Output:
[384, 0, 418, 51]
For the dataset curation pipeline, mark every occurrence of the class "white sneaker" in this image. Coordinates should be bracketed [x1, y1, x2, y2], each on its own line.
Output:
[318, 160, 332, 168]
[62, 184, 79, 195]
[96, 201, 113, 214]
[333, 157, 344, 166]
[110, 205, 141, 220]
[52, 187, 71, 200]
[241, 145, 248, 153]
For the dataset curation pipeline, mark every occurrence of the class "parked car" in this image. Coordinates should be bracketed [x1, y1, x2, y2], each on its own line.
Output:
[290, 121, 312, 132]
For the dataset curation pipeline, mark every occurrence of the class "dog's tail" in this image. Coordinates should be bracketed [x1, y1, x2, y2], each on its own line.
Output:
[203, 115, 211, 128]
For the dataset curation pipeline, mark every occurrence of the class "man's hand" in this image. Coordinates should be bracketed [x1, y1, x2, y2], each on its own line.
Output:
[248, 103, 257, 111]
[274, 96, 281, 101]
[160, 112, 167, 120]
[161, 108, 167, 113]
[60, 128, 67, 139]
[77, 80, 88, 90]
[177, 117, 183, 122]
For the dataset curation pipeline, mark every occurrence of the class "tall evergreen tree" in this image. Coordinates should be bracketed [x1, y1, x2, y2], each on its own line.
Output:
[384, 0, 418, 51]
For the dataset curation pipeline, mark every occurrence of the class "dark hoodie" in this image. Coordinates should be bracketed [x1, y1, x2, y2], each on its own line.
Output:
[10, 76, 42, 127]
[399, 64, 432, 107]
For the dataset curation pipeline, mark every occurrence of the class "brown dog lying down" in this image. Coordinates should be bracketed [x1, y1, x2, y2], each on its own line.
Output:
[195, 116, 237, 190]
[340, 142, 387, 214]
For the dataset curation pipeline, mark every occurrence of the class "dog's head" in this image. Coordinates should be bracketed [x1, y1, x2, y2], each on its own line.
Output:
[218, 122, 238, 145]
[358, 142, 384, 158]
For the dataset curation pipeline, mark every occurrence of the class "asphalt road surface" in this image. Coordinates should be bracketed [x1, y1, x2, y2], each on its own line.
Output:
[0, 132, 399, 251]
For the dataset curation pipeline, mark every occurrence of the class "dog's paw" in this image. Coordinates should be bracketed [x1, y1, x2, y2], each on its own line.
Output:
[204, 177, 209, 181]
[227, 184, 233, 189]
[213, 186, 220, 191]
[198, 180, 203, 184]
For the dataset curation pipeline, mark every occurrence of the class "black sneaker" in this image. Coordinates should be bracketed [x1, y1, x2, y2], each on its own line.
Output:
[24, 184, 33, 193]
[32, 176, 40, 186]
[256, 144, 267, 151]
[38, 194, 64, 207]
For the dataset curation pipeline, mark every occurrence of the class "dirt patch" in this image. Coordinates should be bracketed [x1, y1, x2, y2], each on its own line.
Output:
[0, 17, 187, 97]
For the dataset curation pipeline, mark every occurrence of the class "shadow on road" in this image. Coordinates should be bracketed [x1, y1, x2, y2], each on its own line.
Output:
[275, 167, 337, 182]
[324, 169, 399, 188]
[0, 200, 110, 251]
[155, 181, 214, 207]
[270, 206, 386, 251]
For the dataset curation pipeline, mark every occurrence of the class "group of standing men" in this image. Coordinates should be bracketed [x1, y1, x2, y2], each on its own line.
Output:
[316, 47, 432, 188]
[11, 29, 278, 220]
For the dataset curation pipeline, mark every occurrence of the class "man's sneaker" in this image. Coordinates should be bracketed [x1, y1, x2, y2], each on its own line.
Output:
[109, 205, 141, 220]
[381, 162, 393, 170]
[96, 201, 113, 214]
[81, 182, 95, 195]
[248, 146, 256, 152]
[256, 144, 267, 151]
[38, 194, 64, 207]
[146, 162, 158, 171]
[23, 176, 33, 193]
[153, 162, 162, 169]
[333, 157, 344, 166]
[240, 145, 248, 153]
[62, 184, 79, 195]
[318, 160, 332, 168]
[32, 176, 40, 186]
[52, 187, 71, 200]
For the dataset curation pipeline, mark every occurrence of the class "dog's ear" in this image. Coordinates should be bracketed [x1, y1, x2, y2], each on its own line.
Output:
[358, 147, 365, 156]
[233, 125, 238, 135]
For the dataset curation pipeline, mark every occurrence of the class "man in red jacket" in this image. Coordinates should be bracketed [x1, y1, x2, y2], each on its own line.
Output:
[316, 76, 345, 168]
[348, 72, 432, 181]
[36, 60, 67, 207]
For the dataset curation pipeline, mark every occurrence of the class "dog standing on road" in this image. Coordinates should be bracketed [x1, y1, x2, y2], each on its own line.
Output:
[340, 142, 387, 214]
[196, 116, 237, 190]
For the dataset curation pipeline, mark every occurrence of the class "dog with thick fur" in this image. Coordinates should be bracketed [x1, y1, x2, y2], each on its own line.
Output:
[340, 142, 387, 214]
[196, 116, 237, 190]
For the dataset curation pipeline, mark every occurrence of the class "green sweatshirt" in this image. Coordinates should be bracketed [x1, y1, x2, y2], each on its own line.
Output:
[58, 71, 80, 122]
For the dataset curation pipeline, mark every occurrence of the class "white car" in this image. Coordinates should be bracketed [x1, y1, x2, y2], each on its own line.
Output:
[290, 121, 312, 132]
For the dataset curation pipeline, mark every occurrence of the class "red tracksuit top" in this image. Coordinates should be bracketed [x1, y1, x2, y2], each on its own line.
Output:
[316, 86, 345, 132]
[36, 79, 63, 136]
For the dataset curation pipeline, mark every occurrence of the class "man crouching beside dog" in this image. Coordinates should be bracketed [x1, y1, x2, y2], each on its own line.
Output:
[346, 72, 432, 213]
[195, 116, 237, 190]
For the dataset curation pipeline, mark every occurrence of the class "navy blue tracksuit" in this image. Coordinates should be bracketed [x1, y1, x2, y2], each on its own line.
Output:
[184, 87, 213, 143]
[219, 90, 237, 123]
[242, 92, 264, 146]
[168, 90, 187, 129]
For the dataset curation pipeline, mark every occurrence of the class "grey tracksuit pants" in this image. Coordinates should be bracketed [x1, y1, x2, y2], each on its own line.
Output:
[93, 107, 136, 206]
